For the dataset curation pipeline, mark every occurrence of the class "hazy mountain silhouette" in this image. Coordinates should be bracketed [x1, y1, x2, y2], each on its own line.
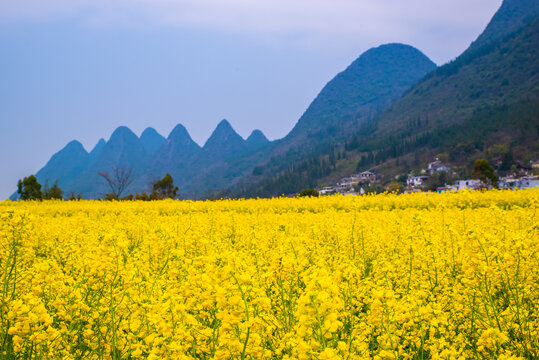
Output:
[469, 0, 539, 51]
[246, 130, 269, 149]
[70, 126, 149, 197]
[24, 43, 436, 198]
[35, 140, 89, 191]
[89, 138, 106, 161]
[287, 43, 436, 143]
[225, 43, 437, 191]
[140, 127, 166, 156]
[203, 120, 247, 161]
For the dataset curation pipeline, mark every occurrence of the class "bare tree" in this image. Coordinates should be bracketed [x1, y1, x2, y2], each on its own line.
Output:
[98, 165, 135, 199]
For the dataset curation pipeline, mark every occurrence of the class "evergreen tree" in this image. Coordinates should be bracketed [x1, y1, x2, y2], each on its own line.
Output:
[500, 151, 514, 171]
[152, 173, 179, 199]
[17, 175, 42, 200]
[43, 180, 64, 200]
[472, 159, 498, 187]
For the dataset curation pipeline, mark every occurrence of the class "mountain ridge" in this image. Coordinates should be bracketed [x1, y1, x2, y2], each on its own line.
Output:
[229, 0, 539, 197]
[16, 0, 537, 199]
[13, 42, 438, 198]
[140, 127, 166, 156]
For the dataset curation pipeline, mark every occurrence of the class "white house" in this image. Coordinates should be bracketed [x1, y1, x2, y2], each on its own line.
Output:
[355, 171, 377, 183]
[426, 158, 450, 175]
[319, 187, 336, 195]
[519, 176, 539, 189]
[436, 185, 458, 193]
[499, 176, 520, 190]
[407, 175, 428, 188]
[455, 179, 483, 191]
[336, 177, 360, 190]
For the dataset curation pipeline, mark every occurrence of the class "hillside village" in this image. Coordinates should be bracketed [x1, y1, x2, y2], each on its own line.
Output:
[318, 157, 539, 196]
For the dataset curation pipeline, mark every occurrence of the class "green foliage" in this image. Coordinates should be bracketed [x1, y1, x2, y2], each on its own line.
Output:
[298, 189, 319, 197]
[472, 159, 499, 187]
[233, 16, 538, 198]
[135, 192, 151, 201]
[500, 151, 514, 171]
[425, 171, 451, 192]
[235, 94, 539, 199]
[237, 154, 333, 197]
[436, 153, 449, 163]
[67, 191, 83, 201]
[385, 182, 403, 194]
[252, 166, 264, 176]
[43, 180, 64, 200]
[383, 18, 539, 141]
[290, 44, 435, 141]
[487, 144, 508, 158]
[104, 193, 118, 201]
[109, 174, 179, 201]
[469, 0, 539, 51]
[17, 175, 42, 200]
[152, 173, 179, 199]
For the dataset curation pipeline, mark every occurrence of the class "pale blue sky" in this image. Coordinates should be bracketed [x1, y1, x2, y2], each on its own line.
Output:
[0, 0, 501, 199]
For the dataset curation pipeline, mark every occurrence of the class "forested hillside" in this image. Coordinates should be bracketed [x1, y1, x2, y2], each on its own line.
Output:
[231, 7, 539, 197]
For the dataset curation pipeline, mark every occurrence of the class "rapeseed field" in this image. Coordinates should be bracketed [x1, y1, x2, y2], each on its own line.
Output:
[1, 190, 538, 359]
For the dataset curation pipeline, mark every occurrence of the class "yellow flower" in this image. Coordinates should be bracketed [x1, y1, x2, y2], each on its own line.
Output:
[1, 189, 537, 358]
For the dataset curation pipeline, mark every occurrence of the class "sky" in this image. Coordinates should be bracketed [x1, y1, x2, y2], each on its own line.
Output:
[0, 0, 502, 199]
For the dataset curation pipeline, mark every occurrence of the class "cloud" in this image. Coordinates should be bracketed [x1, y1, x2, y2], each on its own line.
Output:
[0, 0, 499, 33]
[0, 0, 501, 63]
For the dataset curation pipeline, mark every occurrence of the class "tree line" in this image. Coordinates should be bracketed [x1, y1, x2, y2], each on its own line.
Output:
[16, 168, 179, 201]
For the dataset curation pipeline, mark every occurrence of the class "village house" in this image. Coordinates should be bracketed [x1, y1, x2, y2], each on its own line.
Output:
[516, 161, 532, 172]
[454, 179, 483, 191]
[499, 175, 539, 189]
[499, 176, 520, 190]
[426, 158, 450, 176]
[492, 156, 504, 168]
[518, 176, 539, 189]
[436, 185, 458, 193]
[355, 170, 377, 184]
[319, 186, 336, 195]
[407, 175, 428, 188]
[336, 177, 360, 191]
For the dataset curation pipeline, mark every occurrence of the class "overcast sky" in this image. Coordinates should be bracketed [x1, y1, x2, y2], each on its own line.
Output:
[0, 0, 502, 199]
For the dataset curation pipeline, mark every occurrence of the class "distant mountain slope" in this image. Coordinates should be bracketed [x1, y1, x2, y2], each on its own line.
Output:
[152, 124, 201, 172]
[10, 140, 90, 200]
[176, 123, 272, 197]
[72, 126, 149, 197]
[246, 130, 269, 149]
[285, 43, 436, 147]
[89, 138, 106, 161]
[222, 44, 436, 194]
[36, 140, 89, 191]
[140, 127, 165, 156]
[470, 0, 539, 50]
[202, 120, 246, 160]
[232, 1, 539, 197]
[146, 124, 203, 193]
[375, 17, 539, 137]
